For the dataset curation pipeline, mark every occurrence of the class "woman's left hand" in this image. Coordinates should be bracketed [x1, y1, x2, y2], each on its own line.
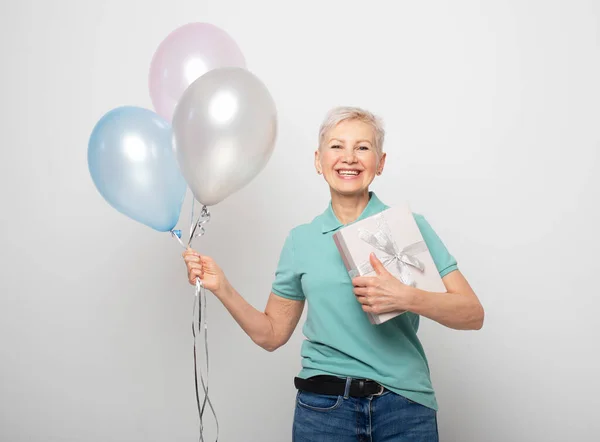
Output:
[352, 253, 416, 315]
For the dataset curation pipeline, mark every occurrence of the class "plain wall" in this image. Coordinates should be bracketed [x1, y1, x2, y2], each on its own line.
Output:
[1, 0, 598, 441]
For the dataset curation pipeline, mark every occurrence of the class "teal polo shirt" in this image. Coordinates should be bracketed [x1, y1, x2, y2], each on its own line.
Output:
[271, 192, 458, 410]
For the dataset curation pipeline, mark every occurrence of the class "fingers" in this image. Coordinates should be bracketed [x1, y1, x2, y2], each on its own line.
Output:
[188, 261, 203, 284]
[183, 249, 202, 270]
[353, 286, 369, 296]
[369, 252, 389, 276]
[183, 248, 203, 285]
[188, 267, 203, 285]
[351, 276, 377, 288]
[355, 295, 378, 313]
[356, 295, 381, 314]
[183, 253, 201, 264]
[182, 247, 200, 256]
[355, 294, 368, 305]
[187, 262, 203, 271]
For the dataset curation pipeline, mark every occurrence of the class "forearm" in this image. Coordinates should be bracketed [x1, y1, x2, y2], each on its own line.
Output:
[407, 287, 484, 331]
[213, 280, 276, 350]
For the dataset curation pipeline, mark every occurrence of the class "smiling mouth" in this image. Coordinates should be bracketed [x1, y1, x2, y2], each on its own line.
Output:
[336, 169, 362, 178]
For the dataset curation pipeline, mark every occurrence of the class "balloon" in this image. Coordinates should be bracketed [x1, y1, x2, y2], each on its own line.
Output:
[172, 67, 277, 207]
[88, 106, 187, 232]
[149, 22, 246, 122]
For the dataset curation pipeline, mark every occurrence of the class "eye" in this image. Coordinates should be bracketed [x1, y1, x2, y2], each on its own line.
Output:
[358, 146, 370, 151]
[330, 144, 342, 149]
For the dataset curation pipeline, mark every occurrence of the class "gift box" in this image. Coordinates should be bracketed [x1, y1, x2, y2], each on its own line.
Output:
[333, 203, 447, 325]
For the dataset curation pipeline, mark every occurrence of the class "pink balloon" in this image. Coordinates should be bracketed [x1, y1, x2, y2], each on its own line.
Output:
[149, 23, 246, 121]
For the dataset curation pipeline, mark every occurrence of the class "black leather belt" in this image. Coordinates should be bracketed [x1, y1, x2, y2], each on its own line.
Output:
[294, 375, 386, 398]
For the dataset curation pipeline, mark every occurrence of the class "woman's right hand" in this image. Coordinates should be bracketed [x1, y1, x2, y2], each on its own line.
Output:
[182, 248, 227, 294]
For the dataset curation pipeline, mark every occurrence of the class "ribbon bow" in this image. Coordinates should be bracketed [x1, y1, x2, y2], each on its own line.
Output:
[348, 213, 428, 287]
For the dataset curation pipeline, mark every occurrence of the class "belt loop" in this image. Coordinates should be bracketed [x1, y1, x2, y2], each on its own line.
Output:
[343, 377, 352, 399]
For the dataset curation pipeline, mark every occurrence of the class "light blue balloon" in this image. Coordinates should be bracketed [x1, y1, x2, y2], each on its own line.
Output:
[88, 106, 187, 232]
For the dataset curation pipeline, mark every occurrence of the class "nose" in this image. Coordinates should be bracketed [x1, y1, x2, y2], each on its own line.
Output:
[342, 149, 357, 163]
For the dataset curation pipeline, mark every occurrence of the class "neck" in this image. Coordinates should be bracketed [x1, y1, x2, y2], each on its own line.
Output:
[330, 190, 371, 225]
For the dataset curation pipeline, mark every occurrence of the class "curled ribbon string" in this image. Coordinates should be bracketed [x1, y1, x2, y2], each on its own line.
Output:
[348, 213, 428, 286]
[193, 278, 219, 442]
[188, 205, 211, 248]
[170, 204, 219, 442]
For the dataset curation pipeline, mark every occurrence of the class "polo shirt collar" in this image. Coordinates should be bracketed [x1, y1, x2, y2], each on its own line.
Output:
[320, 191, 386, 234]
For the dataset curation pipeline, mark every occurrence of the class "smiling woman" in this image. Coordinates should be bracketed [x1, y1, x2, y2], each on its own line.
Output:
[315, 108, 386, 209]
[182, 106, 484, 442]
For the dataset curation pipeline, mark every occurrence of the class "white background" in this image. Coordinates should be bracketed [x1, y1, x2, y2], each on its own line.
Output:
[1, 0, 598, 441]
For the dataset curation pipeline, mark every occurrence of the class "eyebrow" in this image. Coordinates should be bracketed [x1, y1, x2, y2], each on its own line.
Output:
[329, 138, 373, 145]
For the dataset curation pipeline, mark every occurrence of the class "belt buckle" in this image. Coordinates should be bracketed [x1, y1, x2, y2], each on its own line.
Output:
[366, 379, 385, 397]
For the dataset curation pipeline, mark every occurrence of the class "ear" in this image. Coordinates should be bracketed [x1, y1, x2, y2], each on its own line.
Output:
[314, 149, 322, 174]
[377, 152, 387, 175]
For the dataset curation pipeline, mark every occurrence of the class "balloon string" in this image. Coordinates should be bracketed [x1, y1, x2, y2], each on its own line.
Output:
[170, 204, 218, 441]
[171, 230, 186, 248]
[170, 204, 211, 250]
[191, 287, 204, 442]
[188, 205, 211, 248]
[190, 198, 196, 232]
[194, 278, 219, 442]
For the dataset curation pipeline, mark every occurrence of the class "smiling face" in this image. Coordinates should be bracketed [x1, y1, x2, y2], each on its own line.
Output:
[315, 119, 386, 197]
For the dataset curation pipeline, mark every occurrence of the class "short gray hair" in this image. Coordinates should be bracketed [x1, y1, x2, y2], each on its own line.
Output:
[318, 106, 385, 155]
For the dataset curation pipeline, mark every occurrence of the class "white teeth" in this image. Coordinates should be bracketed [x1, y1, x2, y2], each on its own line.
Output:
[338, 170, 359, 176]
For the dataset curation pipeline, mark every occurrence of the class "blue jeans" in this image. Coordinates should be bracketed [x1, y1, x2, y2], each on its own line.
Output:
[293, 379, 438, 442]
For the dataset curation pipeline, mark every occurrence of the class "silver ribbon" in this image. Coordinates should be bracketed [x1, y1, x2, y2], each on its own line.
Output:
[171, 204, 211, 249]
[348, 213, 428, 287]
[192, 277, 219, 442]
[171, 202, 219, 442]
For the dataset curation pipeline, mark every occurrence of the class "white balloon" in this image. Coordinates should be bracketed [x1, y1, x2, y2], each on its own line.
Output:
[172, 67, 278, 206]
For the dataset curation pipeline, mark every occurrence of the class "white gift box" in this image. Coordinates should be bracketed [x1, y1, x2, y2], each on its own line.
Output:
[333, 203, 447, 325]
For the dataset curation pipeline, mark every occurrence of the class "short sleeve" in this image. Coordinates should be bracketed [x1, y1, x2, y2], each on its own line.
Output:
[414, 214, 458, 278]
[271, 231, 305, 301]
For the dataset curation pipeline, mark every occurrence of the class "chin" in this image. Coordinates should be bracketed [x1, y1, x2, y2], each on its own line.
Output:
[329, 184, 370, 197]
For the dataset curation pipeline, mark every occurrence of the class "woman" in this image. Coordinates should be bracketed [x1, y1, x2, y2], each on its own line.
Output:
[183, 106, 484, 442]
